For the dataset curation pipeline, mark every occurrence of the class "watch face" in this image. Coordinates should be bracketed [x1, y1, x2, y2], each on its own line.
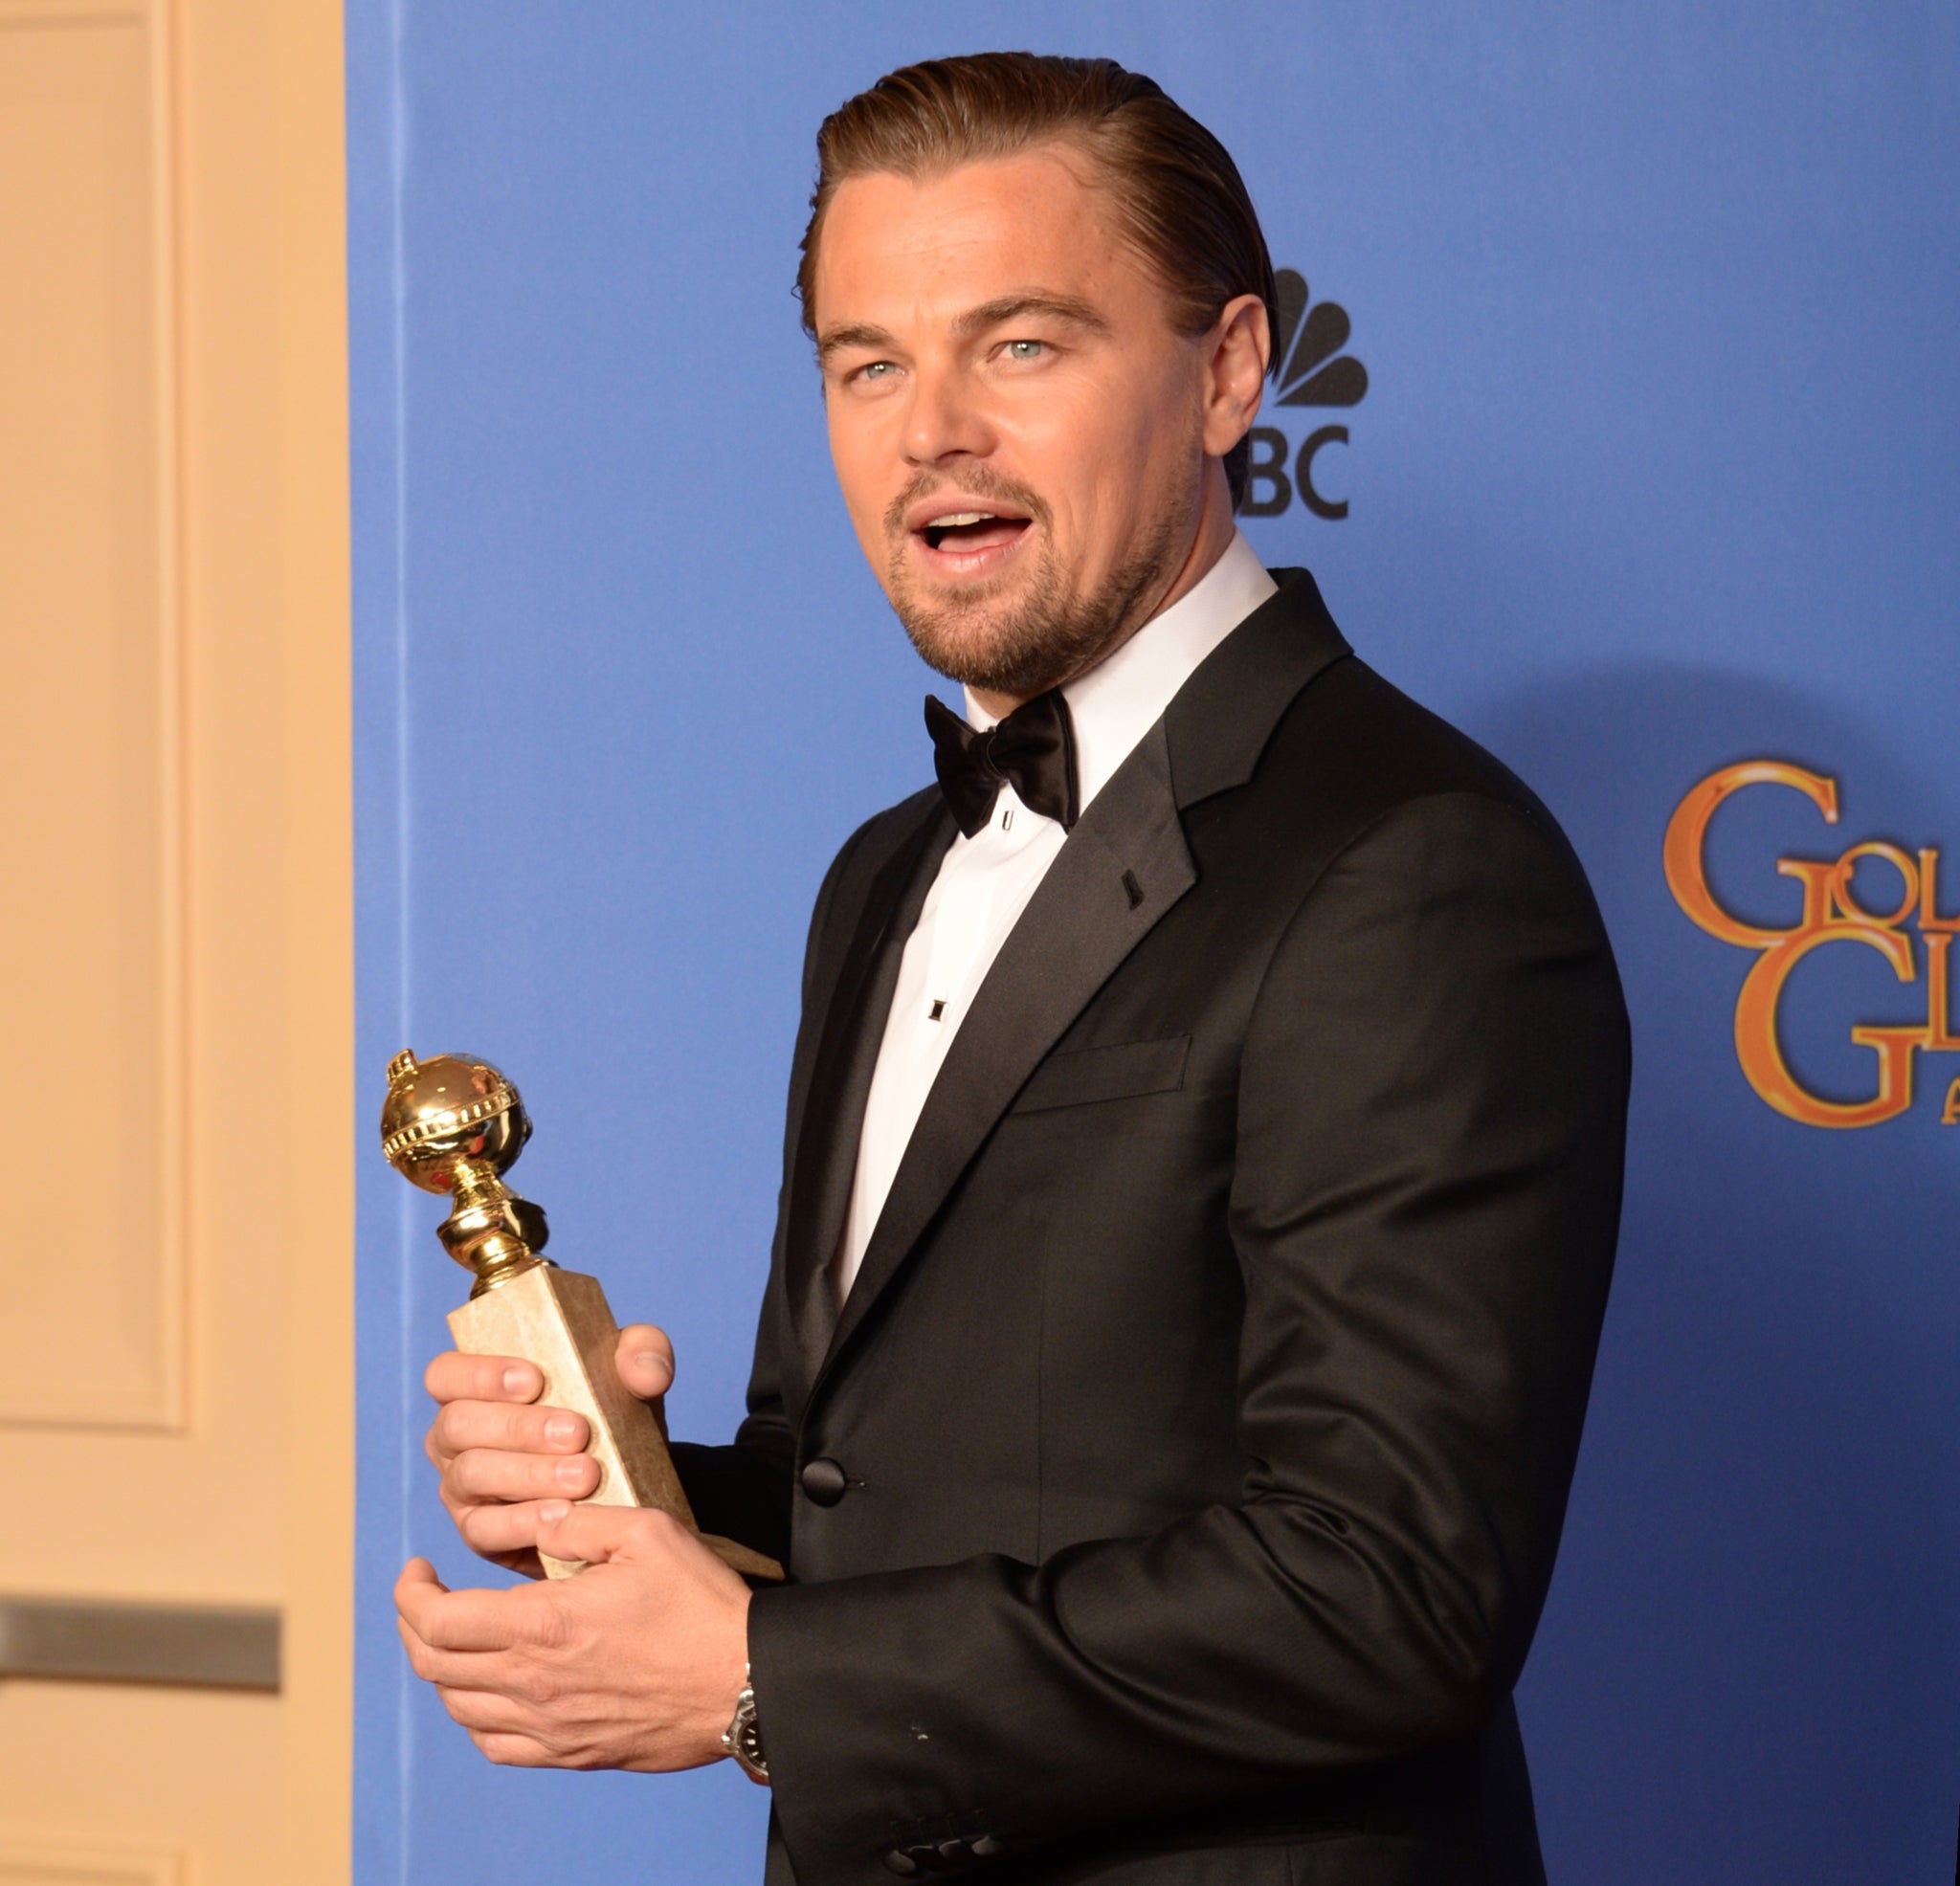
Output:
[726, 1690, 766, 1777]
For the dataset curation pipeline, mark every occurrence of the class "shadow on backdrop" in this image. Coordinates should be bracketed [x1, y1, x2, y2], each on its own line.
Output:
[1472, 664, 1958, 1883]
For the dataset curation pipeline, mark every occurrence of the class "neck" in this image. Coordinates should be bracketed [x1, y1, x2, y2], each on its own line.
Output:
[968, 457, 1238, 721]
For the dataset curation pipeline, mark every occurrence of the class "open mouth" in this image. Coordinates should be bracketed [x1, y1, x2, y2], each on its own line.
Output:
[917, 510, 1032, 556]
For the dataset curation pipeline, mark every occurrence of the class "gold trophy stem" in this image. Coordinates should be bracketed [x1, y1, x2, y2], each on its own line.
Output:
[440, 1156, 547, 1297]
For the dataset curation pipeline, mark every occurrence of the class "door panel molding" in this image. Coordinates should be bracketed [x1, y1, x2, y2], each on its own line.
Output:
[0, 1835, 182, 1886]
[0, 0, 187, 1432]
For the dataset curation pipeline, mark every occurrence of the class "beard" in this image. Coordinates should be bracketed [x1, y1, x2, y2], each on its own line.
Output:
[881, 462, 1197, 699]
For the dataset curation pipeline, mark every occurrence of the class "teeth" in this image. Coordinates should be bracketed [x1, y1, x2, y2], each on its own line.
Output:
[925, 511, 991, 528]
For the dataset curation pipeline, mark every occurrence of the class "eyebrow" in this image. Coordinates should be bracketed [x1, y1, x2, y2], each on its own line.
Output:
[816, 322, 901, 363]
[815, 293, 1112, 364]
[953, 293, 1112, 340]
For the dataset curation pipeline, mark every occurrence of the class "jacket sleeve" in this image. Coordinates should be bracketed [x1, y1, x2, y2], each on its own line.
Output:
[669, 810, 887, 1568]
[746, 791, 1631, 1883]
[666, 1330, 796, 1568]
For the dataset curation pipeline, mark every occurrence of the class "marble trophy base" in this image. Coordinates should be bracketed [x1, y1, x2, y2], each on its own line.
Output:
[448, 1263, 784, 1583]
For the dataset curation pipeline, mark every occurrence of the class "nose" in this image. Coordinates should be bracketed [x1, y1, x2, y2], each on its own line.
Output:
[902, 358, 994, 465]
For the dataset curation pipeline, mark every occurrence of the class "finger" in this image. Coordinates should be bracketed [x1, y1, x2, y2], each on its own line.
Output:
[398, 1612, 473, 1687]
[455, 1497, 559, 1562]
[394, 1556, 449, 1607]
[467, 1728, 552, 1768]
[425, 1351, 544, 1407]
[615, 1324, 675, 1401]
[430, 1398, 590, 1465]
[393, 1559, 454, 1650]
[434, 1680, 537, 1732]
[446, 1444, 599, 1506]
[395, 1564, 532, 1653]
[397, 1617, 522, 1696]
[535, 1497, 687, 1568]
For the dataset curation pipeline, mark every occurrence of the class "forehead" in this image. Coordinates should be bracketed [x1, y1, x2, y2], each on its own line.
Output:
[813, 146, 1152, 325]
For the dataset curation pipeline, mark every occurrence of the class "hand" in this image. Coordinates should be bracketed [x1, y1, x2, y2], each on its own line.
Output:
[395, 1501, 754, 1773]
[424, 1323, 679, 1576]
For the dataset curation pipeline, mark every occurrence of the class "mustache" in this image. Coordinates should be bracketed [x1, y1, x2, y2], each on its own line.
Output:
[882, 468, 1051, 540]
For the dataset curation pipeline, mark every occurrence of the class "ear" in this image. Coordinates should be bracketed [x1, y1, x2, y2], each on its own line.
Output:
[1199, 293, 1270, 459]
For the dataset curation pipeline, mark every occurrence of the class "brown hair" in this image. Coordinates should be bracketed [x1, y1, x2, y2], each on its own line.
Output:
[798, 53, 1278, 503]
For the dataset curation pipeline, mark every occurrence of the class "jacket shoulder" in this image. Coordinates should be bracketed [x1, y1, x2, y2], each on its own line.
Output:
[1258, 653, 1587, 879]
[819, 785, 941, 918]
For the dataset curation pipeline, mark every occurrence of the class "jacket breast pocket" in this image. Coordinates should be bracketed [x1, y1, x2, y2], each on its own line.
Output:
[1008, 1033, 1191, 1115]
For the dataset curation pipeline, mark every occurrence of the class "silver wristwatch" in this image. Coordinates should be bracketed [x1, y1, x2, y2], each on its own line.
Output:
[722, 1664, 768, 1783]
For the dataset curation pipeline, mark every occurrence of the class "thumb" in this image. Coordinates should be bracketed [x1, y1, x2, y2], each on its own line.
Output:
[535, 1498, 681, 1567]
[394, 1556, 449, 1602]
[615, 1323, 676, 1403]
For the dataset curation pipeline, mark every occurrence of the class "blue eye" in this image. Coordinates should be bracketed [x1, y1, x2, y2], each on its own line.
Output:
[1005, 340, 1044, 360]
[860, 361, 896, 380]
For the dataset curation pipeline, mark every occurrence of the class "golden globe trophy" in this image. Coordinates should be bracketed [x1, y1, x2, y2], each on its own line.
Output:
[380, 1049, 782, 1583]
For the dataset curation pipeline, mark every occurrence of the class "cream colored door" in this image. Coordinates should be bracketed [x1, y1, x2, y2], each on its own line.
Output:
[0, 1, 351, 1881]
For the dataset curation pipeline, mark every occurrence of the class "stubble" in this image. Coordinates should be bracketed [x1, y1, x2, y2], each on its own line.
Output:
[881, 463, 1197, 699]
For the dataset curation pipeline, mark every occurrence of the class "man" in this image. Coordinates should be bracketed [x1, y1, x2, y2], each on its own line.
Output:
[397, 54, 1629, 1886]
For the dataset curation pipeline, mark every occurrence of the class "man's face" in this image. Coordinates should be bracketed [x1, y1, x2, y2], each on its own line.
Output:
[812, 147, 1216, 702]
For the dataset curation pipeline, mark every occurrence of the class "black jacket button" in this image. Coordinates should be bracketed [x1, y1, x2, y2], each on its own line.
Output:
[881, 1850, 920, 1876]
[800, 1456, 848, 1506]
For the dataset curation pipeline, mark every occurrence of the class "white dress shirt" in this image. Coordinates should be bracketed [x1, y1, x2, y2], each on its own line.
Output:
[833, 531, 1279, 1301]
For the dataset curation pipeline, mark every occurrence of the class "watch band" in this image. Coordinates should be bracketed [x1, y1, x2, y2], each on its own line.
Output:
[722, 1663, 768, 1783]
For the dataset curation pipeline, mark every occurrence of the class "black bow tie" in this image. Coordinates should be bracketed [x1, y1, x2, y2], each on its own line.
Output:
[924, 690, 1080, 839]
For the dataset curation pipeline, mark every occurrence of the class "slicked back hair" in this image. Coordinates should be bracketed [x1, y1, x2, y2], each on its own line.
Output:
[798, 53, 1278, 505]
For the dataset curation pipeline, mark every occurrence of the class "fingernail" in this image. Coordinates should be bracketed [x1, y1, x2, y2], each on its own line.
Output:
[501, 1366, 530, 1395]
[554, 1457, 588, 1487]
[539, 1499, 570, 1524]
[632, 1350, 670, 1381]
[544, 1414, 578, 1445]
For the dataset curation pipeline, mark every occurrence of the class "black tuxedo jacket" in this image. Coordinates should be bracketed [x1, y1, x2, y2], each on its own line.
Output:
[673, 570, 1630, 1886]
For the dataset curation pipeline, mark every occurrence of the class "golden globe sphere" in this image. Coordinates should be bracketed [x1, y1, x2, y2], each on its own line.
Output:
[379, 1049, 531, 1196]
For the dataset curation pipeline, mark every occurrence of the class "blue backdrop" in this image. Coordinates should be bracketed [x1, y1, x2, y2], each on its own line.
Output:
[346, 6, 1960, 1880]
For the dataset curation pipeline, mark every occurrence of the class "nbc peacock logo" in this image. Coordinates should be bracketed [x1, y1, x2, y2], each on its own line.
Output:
[1236, 268, 1370, 521]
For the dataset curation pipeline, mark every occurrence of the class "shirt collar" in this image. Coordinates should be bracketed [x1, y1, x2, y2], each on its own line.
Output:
[962, 529, 1278, 814]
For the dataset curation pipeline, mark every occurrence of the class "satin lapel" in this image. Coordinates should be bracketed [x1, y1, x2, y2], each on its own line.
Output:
[815, 721, 1195, 1389]
[782, 800, 954, 1387]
